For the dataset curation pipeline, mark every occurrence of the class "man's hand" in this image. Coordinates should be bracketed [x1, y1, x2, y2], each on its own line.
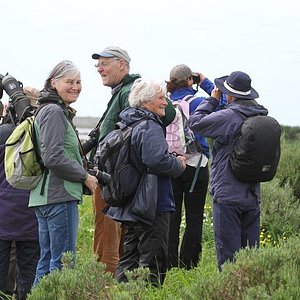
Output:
[211, 87, 222, 101]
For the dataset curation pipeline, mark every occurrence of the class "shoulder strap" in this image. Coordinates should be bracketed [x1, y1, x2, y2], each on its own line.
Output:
[182, 94, 196, 103]
[173, 95, 196, 119]
[31, 103, 54, 196]
[65, 115, 89, 169]
[116, 116, 150, 130]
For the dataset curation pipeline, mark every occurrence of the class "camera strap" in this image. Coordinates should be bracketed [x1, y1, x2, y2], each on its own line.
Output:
[63, 111, 89, 170]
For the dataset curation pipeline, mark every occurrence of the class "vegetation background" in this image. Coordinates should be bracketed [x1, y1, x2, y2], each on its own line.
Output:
[3, 126, 298, 300]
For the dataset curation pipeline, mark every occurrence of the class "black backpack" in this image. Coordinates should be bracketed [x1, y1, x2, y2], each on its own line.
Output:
[94, 119, 147, 207]
[230, 114, 281, 182]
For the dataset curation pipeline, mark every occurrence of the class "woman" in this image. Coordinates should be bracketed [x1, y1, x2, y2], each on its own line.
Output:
[106, 78, 186, 286]
[28, 60, 98, 285]
[165, 64, 222, 269]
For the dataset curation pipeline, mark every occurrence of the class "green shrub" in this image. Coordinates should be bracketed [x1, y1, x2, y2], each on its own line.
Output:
[28, 254, 115, 300]
[281, 125, 300, 141]
[175, 235, 300, 300]
[261, 178, 300, 244]
[276, 137, 300, 199]
[27, 133, 300, 299]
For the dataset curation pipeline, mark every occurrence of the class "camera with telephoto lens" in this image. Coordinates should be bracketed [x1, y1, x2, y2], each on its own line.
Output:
[0, 73, 35, 124]
[83, 162, 111, 195]
[192, 74, 200, 85]
[82, 126, 100, 155]
[0, 75, 3, 100]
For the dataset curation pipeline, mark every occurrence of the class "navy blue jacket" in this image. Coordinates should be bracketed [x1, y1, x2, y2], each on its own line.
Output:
[106, 107, 185, 225]
[0, 124, 38, 240]
[188, 98, 269, 204]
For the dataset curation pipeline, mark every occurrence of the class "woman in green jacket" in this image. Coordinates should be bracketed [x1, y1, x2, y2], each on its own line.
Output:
[29, 60, 98, 286]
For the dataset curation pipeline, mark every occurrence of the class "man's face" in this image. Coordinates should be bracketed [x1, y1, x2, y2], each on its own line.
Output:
[95, 57, 125, 87]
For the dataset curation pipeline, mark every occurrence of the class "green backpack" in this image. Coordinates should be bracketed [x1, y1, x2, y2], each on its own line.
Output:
[4, 115, 45, 191]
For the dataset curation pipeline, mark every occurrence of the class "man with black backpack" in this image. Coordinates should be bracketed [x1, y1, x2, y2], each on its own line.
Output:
[188, 71, 280, 271]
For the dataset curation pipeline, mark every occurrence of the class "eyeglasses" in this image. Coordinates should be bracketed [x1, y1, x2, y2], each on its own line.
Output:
[94, 58, 120, 69]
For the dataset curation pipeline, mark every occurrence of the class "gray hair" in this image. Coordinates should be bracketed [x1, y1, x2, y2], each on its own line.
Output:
[44, 60, 80, 89]
[128, 78, 166, 108]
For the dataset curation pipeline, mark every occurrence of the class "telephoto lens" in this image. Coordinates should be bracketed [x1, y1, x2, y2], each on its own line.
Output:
[88, 168, 111, 187]
[96, 170, 111, 186]
[0, 73, 4, 99]
[82, 168, 111, 195]
[2, 74, 33, 122]
[82, 127, 100, 155]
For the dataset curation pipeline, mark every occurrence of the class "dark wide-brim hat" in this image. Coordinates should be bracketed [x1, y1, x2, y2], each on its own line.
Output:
[214, 71, 259, 99]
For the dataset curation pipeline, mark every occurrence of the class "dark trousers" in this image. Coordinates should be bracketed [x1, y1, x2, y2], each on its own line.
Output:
[7, 242, 16, 295]
[168, 165, 209, 269]
[115, 213, 170, 286]
[213, 200, 260, 271]
[0, 240, 40, 300]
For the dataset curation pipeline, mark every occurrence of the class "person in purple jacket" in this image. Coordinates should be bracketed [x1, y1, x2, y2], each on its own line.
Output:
[0, 123, 40, 300]
[188, 71, 267, 271]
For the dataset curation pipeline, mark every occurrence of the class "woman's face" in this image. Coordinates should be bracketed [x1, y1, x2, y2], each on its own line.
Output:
[142, 88, 168, 118]
[51, 73, 82, 106]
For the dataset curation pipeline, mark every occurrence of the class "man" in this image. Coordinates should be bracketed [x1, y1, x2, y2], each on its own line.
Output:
[90, 46, 175, 274]
[188, 71, 266, 271]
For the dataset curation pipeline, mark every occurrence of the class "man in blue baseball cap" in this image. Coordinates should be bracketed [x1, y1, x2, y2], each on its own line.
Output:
[92, 46, 131, 64]
[88, 46, 139, 275]
[86, 45, 176, 276]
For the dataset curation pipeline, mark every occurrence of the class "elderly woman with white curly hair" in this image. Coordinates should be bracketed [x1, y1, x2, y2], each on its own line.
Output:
[106, 78, 186, 286]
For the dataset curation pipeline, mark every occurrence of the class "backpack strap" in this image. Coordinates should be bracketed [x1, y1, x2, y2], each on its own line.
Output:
[182, 94, 196, 103]
[174, 94, 196, 120]
[123, 116, 150, 173]
[189, 153, 204, 193]
[32, 103, 51, 196]
[228, 108, 261, 193]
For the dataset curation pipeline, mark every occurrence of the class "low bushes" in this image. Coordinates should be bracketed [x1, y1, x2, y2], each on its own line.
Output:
[26, 136, 300, 299]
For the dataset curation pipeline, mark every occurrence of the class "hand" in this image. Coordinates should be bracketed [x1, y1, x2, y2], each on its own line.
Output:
[84, 174, 98, 195]
[177, 155, 187, 168]
[199, 73, 206, 84]
[211, 87, 222, 101]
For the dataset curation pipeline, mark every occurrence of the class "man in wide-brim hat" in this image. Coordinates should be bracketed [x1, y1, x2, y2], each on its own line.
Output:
[187, 71, 268, 271]
[214, 71, 259, 100]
